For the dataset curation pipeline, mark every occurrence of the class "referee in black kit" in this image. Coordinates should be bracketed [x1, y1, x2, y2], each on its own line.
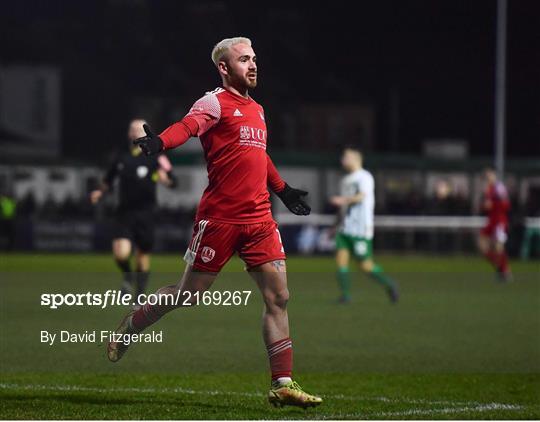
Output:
[91, 118, 176, 305]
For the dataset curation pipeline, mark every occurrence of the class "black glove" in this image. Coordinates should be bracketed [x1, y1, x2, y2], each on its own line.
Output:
[276, 183, 311, 216]
[133, 124, 164, 156]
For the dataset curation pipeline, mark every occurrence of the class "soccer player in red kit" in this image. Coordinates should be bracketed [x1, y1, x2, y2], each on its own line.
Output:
[107, 37, 322, 408]
[477, 168, 512, 282]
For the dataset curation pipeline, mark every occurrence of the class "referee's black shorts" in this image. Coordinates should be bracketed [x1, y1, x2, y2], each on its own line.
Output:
[112, 209, 155, 253]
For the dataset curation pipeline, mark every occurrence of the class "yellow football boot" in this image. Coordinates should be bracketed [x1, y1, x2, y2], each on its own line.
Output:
[268, 380, 322, 409]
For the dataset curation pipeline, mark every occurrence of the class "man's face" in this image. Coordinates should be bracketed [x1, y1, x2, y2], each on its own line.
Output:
[341, 149, 361, 172]
[484, 169, 497, 184]
[435, 180, 451, 199]
[219, 43, 258, 89]
[127, 120, 146, 142]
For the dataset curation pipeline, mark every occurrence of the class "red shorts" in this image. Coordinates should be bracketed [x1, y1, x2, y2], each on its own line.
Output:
[480, 221, 508, 244]
[183, 219, 286, 272]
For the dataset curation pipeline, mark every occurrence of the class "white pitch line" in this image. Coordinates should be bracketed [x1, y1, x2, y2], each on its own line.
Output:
[321, 392, 486, 406]
[372, 403, 523, 418]
[319, 404, 523, 420]
[0, 382, 524, 416]
[0, 383, 260, 398]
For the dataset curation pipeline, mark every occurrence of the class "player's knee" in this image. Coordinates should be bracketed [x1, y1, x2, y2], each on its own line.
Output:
[477, 237, 488, 253]
[267, 288, 289, 311]
[358, 259, 374, 273]
[114, 246, 131, 261]
[136, 256, 150, 271]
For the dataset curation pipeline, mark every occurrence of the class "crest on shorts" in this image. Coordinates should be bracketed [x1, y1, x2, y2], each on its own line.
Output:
[200, 246, 215, 263]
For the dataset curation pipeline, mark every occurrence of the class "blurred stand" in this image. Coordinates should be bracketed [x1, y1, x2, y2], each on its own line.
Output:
[0, 160, 538, 258]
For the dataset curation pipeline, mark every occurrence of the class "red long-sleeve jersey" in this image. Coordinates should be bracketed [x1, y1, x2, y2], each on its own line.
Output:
[159, 87, 285, 224]
[483, 181, 510, 225]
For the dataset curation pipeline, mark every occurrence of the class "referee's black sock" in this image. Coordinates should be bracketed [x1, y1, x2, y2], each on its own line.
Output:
[115, 258, 133, 296]
[135, 270, 150, 303]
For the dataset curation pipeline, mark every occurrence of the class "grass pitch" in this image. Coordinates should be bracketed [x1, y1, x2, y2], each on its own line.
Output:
[0, 253, 539, 419]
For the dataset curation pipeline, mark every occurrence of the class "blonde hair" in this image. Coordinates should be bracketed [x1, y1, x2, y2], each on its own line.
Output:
[211, 37, 252, 66]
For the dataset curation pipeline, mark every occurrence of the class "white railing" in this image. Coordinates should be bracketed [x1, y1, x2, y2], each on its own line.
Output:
[276, 214, 540, 230]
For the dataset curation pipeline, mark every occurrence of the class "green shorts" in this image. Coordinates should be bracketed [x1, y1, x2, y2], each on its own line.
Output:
[335, 232, 373, 260]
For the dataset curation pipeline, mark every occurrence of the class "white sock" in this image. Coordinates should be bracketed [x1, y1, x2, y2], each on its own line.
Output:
[276, 377, 292, 386]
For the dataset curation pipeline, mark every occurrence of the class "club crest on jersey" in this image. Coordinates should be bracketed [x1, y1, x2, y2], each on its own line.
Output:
[240, 126, 251, 140]
[239, 125, 267, 149]
[200, 246, 215, 263]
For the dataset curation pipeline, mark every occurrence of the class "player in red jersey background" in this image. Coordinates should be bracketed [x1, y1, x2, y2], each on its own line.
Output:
[477, 168, 512, 282]
[107, 37, 322, 408]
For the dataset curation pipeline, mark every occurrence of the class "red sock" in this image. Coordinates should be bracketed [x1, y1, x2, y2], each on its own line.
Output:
[496, 251, 510, 273]
[267, 337, 293, 381]
[131, 303, 165, 331]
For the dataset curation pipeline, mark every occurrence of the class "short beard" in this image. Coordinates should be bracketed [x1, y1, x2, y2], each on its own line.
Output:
[226, 72, 256, 91]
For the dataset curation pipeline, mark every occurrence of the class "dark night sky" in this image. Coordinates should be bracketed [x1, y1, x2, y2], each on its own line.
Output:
[2, 0, 539, 159]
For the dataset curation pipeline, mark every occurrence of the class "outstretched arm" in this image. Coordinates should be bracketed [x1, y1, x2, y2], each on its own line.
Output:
[159, 118, 200, 150]
[134, 94, 221, 155]
[133, 118, 200, 155]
